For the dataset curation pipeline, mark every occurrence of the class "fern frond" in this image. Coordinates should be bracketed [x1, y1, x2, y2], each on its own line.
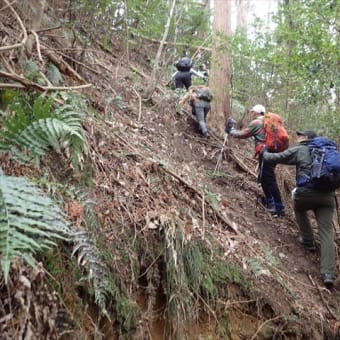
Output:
[72, 230, 111, 318]
[0, 95, 86, 170]
[32, 95, 54, 119]
[0, 172, 71, 283]
[1, 118, 84, 163]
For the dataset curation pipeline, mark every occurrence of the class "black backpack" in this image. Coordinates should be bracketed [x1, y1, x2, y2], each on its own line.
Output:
[176, 57, 192, 72]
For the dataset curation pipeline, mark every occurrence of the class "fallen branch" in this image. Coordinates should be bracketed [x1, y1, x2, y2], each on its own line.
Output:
[30, 30, 43, 61]
[36, 25, 62, 34]
[191, 33, 212, 59]
[230, 150, 257, 179]
[0, 55, 15, 73]
[250, 315, 283, 340]
[44, 46, 100, 75]
[0, 71, 45, 92]
[111, 128, 240, 235]
[0, 71, 92, 92]
[308, 274, 337, 319]
[42, 48, 86, 83]
[135, 35, 212, 52]
[0, 0, 27, 52]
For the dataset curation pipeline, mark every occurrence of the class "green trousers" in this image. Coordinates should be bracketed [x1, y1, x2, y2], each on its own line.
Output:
[293, 187, 336, 275]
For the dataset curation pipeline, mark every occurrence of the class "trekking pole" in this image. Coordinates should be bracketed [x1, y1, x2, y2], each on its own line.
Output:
[214, 134, 228, 174]
[214, 117, 236, 174]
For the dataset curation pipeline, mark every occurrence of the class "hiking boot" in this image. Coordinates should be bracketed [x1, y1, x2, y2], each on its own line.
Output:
[202, 132, 210, 139]
[268, 201, 285, 217]
[298, 235, 316, 251]
[260, 197, 274, 210]
[269, 208, 286, 217]
[321, 273, 335, 289]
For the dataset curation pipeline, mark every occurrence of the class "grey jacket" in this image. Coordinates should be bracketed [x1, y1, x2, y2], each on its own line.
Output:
[263, 140, 312, 186]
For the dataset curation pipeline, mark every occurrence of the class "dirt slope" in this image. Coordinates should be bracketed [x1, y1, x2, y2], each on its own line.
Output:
[93, 47, 340, 339]
[1, 2, 340, 336]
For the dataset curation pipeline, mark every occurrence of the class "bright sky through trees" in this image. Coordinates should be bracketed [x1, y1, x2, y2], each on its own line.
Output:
[230, 0, 279, 33]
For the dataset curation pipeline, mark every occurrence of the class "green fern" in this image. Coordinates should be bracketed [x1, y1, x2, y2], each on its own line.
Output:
[0, 170, 71, 283]
[0, 95, 85, 170]
[72, 230, 112, 318]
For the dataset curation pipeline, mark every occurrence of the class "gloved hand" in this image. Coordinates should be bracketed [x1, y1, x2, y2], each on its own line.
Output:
[226, 127, 235, 135]
[225, 117, 236, 134]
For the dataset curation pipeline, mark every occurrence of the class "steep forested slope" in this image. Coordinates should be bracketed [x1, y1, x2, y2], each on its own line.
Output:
[0, 1, 340, 339]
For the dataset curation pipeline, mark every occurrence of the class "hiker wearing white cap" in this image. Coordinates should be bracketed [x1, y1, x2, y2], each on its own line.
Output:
[226, 104, 285, 216]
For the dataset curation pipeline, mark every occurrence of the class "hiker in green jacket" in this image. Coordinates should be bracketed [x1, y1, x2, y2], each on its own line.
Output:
[178, 85, 213, 138]
[263, 130, 336, 288]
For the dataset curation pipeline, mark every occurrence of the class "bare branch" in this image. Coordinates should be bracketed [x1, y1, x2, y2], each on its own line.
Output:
[0, 71, 92, 92]
[42, 48, 86, 83]
[0, 0, 16, 12]
[30, 30, 43, 61]
[36, 25, 61, 34]
[0, 0, 27, 52]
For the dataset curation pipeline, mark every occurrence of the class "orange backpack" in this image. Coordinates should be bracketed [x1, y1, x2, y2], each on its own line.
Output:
[263, 113, 289, 152]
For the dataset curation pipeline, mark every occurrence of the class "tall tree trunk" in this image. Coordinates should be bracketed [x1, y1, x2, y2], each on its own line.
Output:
[209, 0, 232, 133]
[282, 0, 293, 114]
[144, 0, 176, 100]
[236, 0, 249, 33]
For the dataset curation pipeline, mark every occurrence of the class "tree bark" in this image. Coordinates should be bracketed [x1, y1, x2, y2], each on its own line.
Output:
[209, 0, 232, 133]
[236, 0, 249, 33]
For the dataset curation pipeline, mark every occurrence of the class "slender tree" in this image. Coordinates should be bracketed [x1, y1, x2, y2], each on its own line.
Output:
[144, 0, 177, 99]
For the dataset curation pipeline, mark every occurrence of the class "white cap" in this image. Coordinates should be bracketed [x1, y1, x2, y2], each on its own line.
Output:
[250, 104, 265, 115]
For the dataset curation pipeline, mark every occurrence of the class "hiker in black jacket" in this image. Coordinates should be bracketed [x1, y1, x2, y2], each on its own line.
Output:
[172, 57, 206, 90]
[263, 130, 336, 288]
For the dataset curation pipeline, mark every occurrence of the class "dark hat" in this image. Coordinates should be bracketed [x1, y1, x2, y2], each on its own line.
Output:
[296, 130, 317, 139]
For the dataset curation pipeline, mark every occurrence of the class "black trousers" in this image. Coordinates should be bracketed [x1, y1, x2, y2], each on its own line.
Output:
[258, 154, 284, 207]
[174, 71, 192, 90]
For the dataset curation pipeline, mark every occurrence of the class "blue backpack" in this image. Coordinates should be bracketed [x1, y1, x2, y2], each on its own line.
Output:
[309, 137, 340, 191]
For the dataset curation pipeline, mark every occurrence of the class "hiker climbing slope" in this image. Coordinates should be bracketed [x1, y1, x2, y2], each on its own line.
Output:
[226, 104, 286, 216]
[172, 57, 206, 90]
[263, 130, 337, 288]
[178, 85, 213, 138]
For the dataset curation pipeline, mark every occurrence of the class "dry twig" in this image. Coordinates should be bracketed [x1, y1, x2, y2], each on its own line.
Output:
[42, 48, 86, 83]
[250, 315, 283, 340]
[111, 129, 240, 235]
[0, 71, 92, 92]
[308, 274, 337, 320]
[132, 87, 142, 121]
[30, 30, 43, 61]
[0, 0, 27, 52]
